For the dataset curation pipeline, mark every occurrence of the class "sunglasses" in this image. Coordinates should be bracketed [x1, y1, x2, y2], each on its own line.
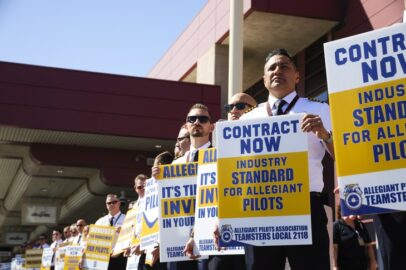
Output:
[106, 200, 118, 205]
[177, 136, 190, 142]
[186, 115, 210, 124]
[76, 224, 84, 227]
[224, 102, 253, 113]
[136, 186, 144, 190]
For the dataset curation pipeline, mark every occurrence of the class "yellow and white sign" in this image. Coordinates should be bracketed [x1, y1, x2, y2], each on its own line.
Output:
[82, 225, 115, 270]
[194, 148, 244, 255]
[139, 178, 159, 251]
[25, 248, 43, 270]
[324, 23, 406, 215]
[55, 243, 69, 270]
[156, 163, 202, 262]
[63, 245, 83, 270]
[216, 114, 311, 246]
[125, 202, 143, 270]
[112, 208, 137, 256]
[40, 247, 53, 268]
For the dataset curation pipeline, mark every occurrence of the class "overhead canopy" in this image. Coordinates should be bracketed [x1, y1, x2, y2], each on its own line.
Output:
[148, 0, 343, 91]
[0, 61, 220, 245]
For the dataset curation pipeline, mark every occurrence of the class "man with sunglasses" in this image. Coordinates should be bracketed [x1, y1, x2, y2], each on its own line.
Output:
[96, 194, 125, 228]
[150, 104, 213, 270]
[134, 174, 147, 201]
[69, 224, 79, 240]
[225, 93, 257, 121]
[95, 194, 127, 270]
[63, 226, 71, 242]
[175, 103, 214, 165]
[207, 93, 257, 270]
[174, 125, 190, 161]
[50, 228, 63, 270]
[71, 219, 87, 245]
[162, 104, 214, 270]
[240, 48, 334, 270]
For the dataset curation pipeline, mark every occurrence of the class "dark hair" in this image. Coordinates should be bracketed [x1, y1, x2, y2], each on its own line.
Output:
[265, 48, 295, 65]
[188, 103, 211, 119]
[52, 228, 62, 234]
[155, 151, 174, 165]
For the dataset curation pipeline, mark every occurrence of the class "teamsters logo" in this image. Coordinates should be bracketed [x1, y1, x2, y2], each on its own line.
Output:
[220, 224, 233, 243]
[343, 184, 363, 210]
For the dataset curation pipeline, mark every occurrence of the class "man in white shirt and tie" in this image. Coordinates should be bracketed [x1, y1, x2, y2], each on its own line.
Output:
[50, 229, 63, 270]
[241, 48, 334, 270]
[179, 103, 214, 270]
[95, 194, 126, 270]
[96, 194, 125, 227]
[152, 103, 214, 270]
[71, 219, 87, 245]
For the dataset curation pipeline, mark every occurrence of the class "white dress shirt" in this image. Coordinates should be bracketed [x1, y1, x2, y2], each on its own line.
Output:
[172, 155, 187, 164]
[95, 211, 125, 228]
[71, 233, 83, 245]
[50, 239, 63, 249]
[241, 91, 332, 192]
[172, 141, 211, 163]
[50, 239, 63, 266]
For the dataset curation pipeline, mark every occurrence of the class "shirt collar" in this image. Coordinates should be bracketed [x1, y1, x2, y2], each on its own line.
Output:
[268, 91, 297, 109]
[190, 141, 211, 152]
[108, 211, 121, 219]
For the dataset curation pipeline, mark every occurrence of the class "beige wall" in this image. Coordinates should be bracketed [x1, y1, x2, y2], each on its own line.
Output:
[197, 44, 229, 119]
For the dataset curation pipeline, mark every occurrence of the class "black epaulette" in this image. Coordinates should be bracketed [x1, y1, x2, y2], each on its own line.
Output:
[307, 97, 326, 103]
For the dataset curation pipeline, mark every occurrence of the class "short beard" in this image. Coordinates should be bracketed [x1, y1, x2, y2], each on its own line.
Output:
[191, 130, 203, 137]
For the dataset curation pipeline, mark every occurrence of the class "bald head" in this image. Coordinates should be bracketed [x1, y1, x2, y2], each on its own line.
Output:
[76, 219, 87, 233]
[226, 93, 257, 120]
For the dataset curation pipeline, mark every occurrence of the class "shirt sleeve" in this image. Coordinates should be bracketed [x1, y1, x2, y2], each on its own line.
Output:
[95, 217, 104, 225]
[319, 102, 332, 131]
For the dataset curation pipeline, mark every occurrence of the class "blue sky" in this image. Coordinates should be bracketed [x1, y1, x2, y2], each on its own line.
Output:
[0, 0, 207, 77]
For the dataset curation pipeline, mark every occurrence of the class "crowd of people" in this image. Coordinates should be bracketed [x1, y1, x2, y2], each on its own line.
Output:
[22, 48, 405, 270]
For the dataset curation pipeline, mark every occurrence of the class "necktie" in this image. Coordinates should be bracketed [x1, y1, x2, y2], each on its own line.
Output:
[77, 234, 82, 244]
[275, 99, 287, 115]
[189, 150, 198, 162]
[110, 216, 114, 226]
[51, 242, 58, 263]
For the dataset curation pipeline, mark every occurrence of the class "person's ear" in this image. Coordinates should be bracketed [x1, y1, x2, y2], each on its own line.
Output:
[295, 71, 299, 84]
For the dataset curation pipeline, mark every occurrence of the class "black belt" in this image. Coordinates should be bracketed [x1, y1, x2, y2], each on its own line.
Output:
[310, 192, 322, 197]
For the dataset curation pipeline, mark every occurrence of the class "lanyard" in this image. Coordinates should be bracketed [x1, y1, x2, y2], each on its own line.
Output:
[265, 95, 299, 116]
[111, 213, 122, 226]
